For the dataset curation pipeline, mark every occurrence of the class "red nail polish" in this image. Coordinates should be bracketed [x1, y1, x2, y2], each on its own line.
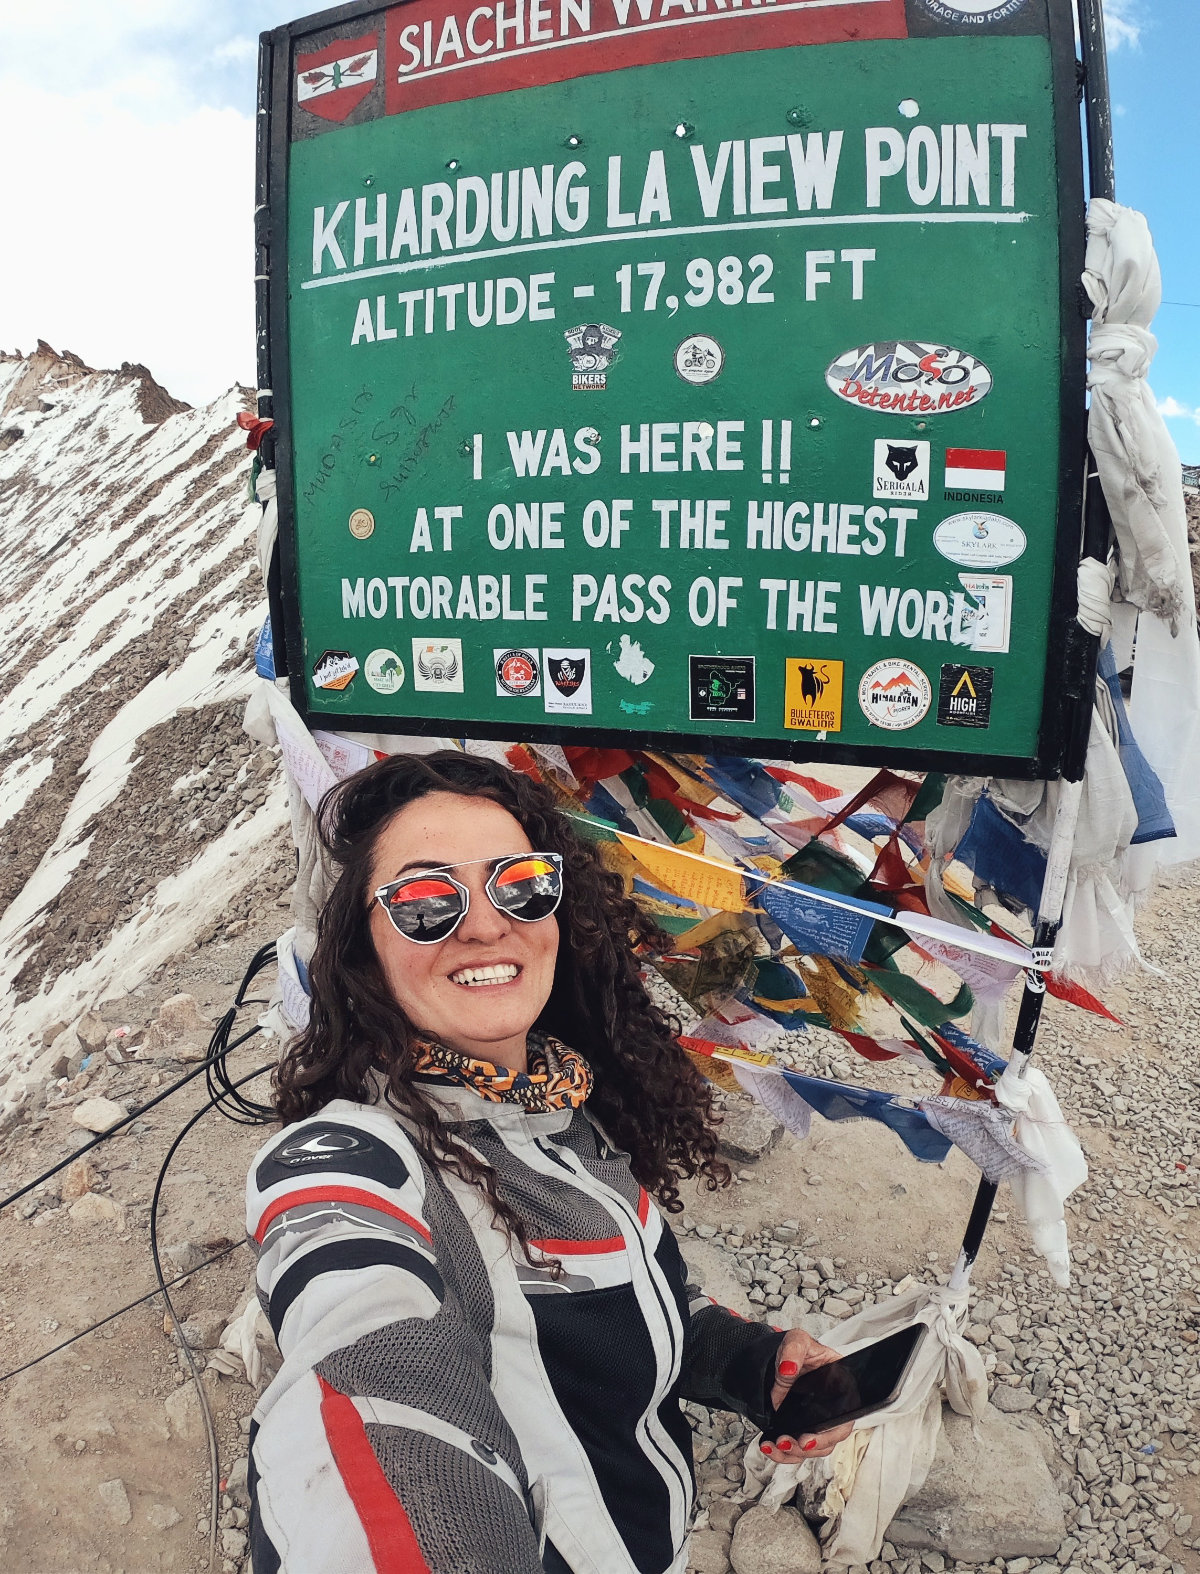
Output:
[778, 1359, 800, 1377]
[801, 1439, 817, 1452]
[778, 1439, 793, 1452]
[759, 1441, 773, 1454]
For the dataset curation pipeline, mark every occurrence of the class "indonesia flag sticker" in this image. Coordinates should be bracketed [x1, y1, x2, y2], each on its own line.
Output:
[945, 448, 1006, 492]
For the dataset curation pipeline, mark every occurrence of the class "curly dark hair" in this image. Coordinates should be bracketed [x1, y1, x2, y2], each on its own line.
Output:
[274, 750, 729, 1253]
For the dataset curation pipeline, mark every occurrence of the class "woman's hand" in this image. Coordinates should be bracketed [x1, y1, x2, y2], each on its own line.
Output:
[760, 1328, 855, 1461]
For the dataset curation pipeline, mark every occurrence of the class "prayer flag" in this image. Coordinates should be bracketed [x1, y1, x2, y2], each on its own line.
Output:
[778, 1071, 953, 1164]
[618, 834, 747, 912]
[758, 880, 878, 963]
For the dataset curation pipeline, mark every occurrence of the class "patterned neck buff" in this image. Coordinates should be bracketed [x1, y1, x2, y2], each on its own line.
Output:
[411, 1032, 593, 1113]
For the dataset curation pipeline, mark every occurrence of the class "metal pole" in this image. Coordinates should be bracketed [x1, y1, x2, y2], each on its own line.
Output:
[1076, 0, 1115, 202]
[948, 0, 1116, 1293]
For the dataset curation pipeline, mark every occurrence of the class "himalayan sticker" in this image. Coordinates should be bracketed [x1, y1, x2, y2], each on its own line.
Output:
[348, 508, 375, 539]
[858, 659, 932, 730]
[784, 659, 843, 733]
[364, 648, 405, 695]
[826, 342, 992, 416]
[934, 511, 1027, 569]
[954, 575, 1012, 653]
[690, 656, 755, 723]
[495, 648, 541, 697]
[873, 438, 930, 501]
[542, 649, 592, 715]
[411, 638, 463, 693]
[944, 447, 1006, 499]
[938, 664, 994, 728]
[565, 323, 621, 391]
[313, 650, 359, 692]
[675, 335, 724, 386]
[295, 36, 379, 123]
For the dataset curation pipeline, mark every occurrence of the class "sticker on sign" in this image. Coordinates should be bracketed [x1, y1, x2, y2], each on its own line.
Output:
[945, 448, 1006, 491]
[934, 512, 1026, 568]
[826, 342, 992, 416]
[858, 659, 932, 729]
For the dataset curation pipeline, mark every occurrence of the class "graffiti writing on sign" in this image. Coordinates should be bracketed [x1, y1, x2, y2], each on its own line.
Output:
[302, 387, 374, 503]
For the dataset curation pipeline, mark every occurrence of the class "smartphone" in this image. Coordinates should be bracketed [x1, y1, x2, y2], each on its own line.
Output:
[761, 1324, 926, 1444]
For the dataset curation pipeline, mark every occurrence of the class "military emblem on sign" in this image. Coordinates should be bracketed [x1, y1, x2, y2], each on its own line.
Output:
[295, 35, 379, 123]
[565, 323, 621, 391]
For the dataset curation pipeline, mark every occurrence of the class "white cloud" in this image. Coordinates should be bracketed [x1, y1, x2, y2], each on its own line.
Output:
[0, 81, 256, 405]
[1156, 396, 1200, 427]
[1103, 0, 1142, 50]
[211, 36, 258, 66]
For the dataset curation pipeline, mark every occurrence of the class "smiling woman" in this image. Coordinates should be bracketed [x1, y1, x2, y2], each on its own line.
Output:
[247, 751, 850, 1574]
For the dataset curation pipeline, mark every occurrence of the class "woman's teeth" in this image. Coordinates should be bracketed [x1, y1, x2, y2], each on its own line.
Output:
[450, 964, 519, 987]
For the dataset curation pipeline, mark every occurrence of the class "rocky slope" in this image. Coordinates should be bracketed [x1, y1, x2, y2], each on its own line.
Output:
[0, 342, 291, 1114]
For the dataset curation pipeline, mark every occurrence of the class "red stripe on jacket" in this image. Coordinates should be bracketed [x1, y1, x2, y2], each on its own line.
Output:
[317, 1376, 431, 1573]
[254, 1185, 432, 1245]
[532, 1189, 650, 1254]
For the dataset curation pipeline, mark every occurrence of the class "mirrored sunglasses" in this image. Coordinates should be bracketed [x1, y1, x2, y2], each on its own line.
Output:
[374, 852, 564, 944]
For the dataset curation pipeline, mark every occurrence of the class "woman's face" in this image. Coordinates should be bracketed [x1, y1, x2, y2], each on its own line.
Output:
[367, 791, 560, 1069]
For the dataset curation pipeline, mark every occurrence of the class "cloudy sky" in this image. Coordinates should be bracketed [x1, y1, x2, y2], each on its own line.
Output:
[0, 0, 1194, 460]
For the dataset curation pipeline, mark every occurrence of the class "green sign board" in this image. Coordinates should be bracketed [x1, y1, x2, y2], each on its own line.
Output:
[261, 0, 1086, 775]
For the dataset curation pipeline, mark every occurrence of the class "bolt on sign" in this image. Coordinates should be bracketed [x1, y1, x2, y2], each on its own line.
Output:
[260, 0, 1087, 775]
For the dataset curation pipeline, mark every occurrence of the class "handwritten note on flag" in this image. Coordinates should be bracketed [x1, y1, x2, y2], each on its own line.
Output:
[617, 835, 746, 913]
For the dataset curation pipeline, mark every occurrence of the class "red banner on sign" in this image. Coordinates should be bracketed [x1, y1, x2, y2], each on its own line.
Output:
[383, 0, 908, 116]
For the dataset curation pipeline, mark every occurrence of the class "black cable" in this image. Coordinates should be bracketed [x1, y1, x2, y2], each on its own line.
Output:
[1, 946, 281, 1214]
[204, 944, 278, 1125]
[1, 1030, 260, 1216]
[0, 1241, 246, 1383]
[149, 1061, 273, 1567]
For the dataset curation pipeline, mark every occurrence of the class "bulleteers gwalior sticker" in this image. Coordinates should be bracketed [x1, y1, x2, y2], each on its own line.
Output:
[689, 657, 755, 723]
[873, 439, 930, 501]
[313, 650, 359, 692]
[784, 659, 843, 733]
[934, 512, 1026, 569]
[565, 323, 620, 391]
[542, 649, 592, 715]
[364, 648, 405, 694]
[826, 342, 992, 416]
[495, 648, 541, 697]
[411, 638, 463, 693]
[944, 447, 1005, 498]
[858, 659, 932, 729]
[295, 35, 378, 123]
[938, 664, 994, 728]
[675, 335, 724, 386]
